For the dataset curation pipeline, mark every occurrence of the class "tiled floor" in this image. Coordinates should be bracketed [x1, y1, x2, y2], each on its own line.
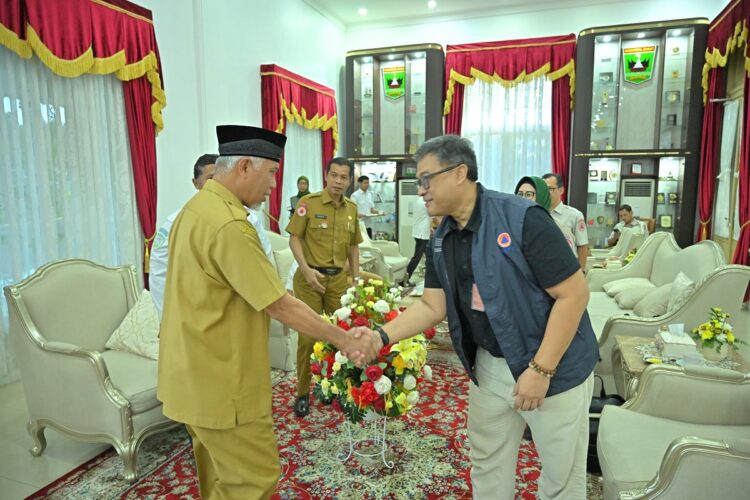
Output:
[0, 305, 748, 500]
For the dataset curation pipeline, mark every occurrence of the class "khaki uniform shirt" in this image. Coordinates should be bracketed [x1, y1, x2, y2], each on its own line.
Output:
[285, 189, 363, 268]
[157, 180, 286, 429]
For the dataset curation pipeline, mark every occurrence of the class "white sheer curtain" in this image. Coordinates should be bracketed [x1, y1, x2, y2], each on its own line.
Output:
[714, 100, 740, 239]
[278, 122, 323, 233]
[461, 78, 552, 193]
[0, 46, 141, 383]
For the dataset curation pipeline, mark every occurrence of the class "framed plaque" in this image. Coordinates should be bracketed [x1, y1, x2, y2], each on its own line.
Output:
[659, 214, 673, 228]
[656, 193, 665, 204]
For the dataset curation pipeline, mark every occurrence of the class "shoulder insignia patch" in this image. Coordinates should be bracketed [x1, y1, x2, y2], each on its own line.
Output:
[297, 204, 307, 217]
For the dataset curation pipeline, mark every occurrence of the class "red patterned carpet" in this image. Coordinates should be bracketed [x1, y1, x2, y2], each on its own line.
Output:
[28, 348, 603, 499]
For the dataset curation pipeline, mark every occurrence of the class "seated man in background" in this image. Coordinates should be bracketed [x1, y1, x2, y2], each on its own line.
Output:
[149, 153, 273, 319]
[607, 204, 648, 248]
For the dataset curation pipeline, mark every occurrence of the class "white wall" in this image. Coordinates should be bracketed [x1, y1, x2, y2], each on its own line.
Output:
[345, 0, 725, 51]
[142, 0, 345, 226]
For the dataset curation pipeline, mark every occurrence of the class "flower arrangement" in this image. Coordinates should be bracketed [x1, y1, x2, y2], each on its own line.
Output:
[310, 279, 436, 423]
[691, 307, 747, 354]
[623, 247, 637, 265]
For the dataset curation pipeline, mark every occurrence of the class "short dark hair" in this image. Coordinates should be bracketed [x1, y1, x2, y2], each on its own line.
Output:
[414, 135, 478, 181]
[327, 157, 354, 178]
[619, 204, 633, 212]
[542, 173, 564, 189]
[194, 154, 218, 179]
[357, 175, 369, 183]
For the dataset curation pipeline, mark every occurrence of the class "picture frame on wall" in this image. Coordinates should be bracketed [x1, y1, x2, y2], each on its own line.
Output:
[668, 192, 679, 204]
[600, 170, 609, 181]
[656, 193, 665, 204]
[599, 72, 613, 83]
[667, 114, 677, 126]
[605, 192, 617, 205]
[587, 192, 597, 204]
[659, 214, 673, 228]
[590, 170, 598, 179]
[631, 163, 642, 174]
[666, 90, 681, 103]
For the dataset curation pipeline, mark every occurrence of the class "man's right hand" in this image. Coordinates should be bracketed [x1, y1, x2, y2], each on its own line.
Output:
[342, 326, 381, 366]
[302, 267, 326, 294]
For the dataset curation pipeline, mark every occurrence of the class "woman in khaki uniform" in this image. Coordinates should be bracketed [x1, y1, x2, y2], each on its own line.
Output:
[286, 157, 363, 417]
[158, 126, 379, 500]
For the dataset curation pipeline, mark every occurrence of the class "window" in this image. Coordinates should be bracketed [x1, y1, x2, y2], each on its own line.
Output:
[0, 46, 141, 383]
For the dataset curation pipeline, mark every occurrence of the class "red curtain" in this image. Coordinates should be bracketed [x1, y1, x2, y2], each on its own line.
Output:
[443, 35, 576, 192]
[734, 77, 750, 276]
[260, 64, 338, 232]
[0, 0, 165, 284]
[696, 69, 725, 241]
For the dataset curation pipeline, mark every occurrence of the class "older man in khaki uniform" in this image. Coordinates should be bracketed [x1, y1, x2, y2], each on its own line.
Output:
[158, 126, 379, 500]
[286, 157, 362, 417]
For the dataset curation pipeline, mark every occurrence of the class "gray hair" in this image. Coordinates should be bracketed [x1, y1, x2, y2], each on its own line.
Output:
[414, 135, 478, 181]
[213, 155, 264, 175]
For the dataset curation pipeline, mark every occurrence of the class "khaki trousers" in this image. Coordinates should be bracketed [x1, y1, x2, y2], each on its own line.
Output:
[293, 269, 349, 396]
[468, 349, 594, 500]
[186, 416, 279, 500]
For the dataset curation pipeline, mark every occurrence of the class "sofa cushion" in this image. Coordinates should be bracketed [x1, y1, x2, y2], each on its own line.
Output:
[105, 289, 159, 360]
[598, 405, 749, 498]
[602, 278, 654, 297]
[667, 272, 695, 312]
[273, 248, 295, 286]
[100, 350, 159, 413]
[633, 284, 671, 318]
[614, 287, 654, 310]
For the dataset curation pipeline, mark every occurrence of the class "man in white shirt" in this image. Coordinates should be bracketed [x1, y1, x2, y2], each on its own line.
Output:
[607, 204, 648, 247]
[404, 197, 431, 286]
[543, 173, 589, 271]
[350, 175, 379, 239]
[149, 154, 273, 318]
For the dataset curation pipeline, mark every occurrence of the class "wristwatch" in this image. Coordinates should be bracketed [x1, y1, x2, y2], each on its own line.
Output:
[376, 326, 390, 346]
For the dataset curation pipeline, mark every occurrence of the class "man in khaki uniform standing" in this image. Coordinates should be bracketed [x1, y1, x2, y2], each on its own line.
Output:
[157, 126, 379, 500]
[286, 157, 362, 417]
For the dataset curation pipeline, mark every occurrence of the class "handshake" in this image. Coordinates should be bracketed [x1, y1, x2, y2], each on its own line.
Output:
[340, 326, 384, 367]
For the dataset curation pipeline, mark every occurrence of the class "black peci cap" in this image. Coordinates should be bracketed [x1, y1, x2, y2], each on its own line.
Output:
[216, 125, 287, 161]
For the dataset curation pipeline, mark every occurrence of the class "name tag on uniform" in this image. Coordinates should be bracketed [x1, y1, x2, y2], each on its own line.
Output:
[471, 283, 485, 312]
[315, 214, 328, 219]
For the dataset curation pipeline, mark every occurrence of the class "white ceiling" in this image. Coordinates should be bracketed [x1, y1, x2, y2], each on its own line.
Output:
[303, 0, 621, 29]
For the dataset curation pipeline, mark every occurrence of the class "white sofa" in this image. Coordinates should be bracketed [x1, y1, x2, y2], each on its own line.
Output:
[358, 221, 408, 283]
[587, 232, 750, 394]
[267, 231, 298, 371]
[597, 364, 750, 499]
[4, 259, 179, 481]
[586, 228, 645, 272]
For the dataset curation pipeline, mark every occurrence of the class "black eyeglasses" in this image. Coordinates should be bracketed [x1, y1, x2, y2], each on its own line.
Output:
[416, 163, 463, 190]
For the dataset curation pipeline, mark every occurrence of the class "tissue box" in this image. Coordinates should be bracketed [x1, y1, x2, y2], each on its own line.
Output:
[656, 330, 697, 358]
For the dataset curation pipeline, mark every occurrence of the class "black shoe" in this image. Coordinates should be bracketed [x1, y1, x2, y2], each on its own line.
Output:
[294, 395, 309, 417]
[523, 425, 533, 441]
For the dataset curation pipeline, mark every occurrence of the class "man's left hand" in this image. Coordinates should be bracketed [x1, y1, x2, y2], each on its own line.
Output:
[513, 368, 551, 411]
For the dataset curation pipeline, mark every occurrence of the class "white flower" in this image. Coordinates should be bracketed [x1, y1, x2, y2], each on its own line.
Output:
[403, 374, 417, 390]
[384, 293, 394, 302]
[389, 287, 399, 295]
[335, 351, 349, 364]
[724, 322, 733, 332]
[422, 365, 433, 380]
[374, 375, 392, 395]
[358, 279, 365, 286]
[340, 294, 355, 307]
[406, 391, 419, 406]
[717, 333, 728, 342]
[373, 300, 390, 314]
[334, 307, 351, 321]
[346, 287, 357, 295]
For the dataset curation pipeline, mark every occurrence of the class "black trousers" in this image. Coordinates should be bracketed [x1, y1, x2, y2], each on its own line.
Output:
[406, 238, 429, 278]
[366, 227, 373, 239]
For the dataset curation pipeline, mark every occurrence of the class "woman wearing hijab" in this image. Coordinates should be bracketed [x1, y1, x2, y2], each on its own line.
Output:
[515, 176, 577, 256]
[289, 176, 310, 215]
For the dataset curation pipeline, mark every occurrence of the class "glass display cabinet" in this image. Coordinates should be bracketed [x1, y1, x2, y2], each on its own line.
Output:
[345, 44, 444, 158]
[570, 19, 708, 248]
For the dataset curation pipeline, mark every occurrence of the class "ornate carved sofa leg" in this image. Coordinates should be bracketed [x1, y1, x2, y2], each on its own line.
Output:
[27, 420, 47, 457]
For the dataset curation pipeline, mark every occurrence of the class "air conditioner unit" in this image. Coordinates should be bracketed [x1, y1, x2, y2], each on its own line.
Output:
[620, 179, 656, 218]
[397, 179, 419, 257]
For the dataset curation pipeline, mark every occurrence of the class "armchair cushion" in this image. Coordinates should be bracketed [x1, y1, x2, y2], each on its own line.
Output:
[614, 286, 654, 309]
[602, 277, 654, 297]
[667, 271, 695, 312]
[105, 289, 160, 360]
[633, 284, 671, 318]
[273, 248, 295, 287]
[100, 350, 160, 414]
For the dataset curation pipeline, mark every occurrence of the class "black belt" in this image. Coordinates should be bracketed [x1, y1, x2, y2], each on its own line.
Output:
[314, 267, 343, 276]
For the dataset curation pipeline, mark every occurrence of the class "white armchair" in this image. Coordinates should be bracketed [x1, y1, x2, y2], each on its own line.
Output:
[3, 259, 179, 481]
[597, 364, 750, 499]
[586, 228, 645, 272]
[267, 231, 298, 371]
[358, 220, 408, 283]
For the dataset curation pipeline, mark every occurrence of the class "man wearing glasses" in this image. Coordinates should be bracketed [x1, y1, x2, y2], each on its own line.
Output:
[360, 135, 597, 499]
[543, 173, 589, 271]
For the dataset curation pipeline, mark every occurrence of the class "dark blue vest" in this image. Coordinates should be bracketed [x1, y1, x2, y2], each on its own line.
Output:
[431, 186, 599, 396]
